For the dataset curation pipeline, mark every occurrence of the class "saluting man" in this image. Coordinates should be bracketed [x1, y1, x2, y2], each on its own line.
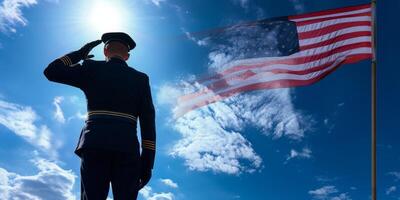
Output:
[44, 32, 156, 200]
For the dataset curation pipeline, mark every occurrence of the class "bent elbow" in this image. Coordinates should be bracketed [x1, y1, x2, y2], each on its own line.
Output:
[43, 63, 56, 81]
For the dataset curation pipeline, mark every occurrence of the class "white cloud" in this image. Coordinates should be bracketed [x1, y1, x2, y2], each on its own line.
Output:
[140, 186, 174, 200]
[309, 186, 351, 200]
[0, 99, 54, 151]
[286, 147, 312, 161]
[0, 158, 76, 200]
[168, 101, 262, 174]
[157, 84, 183, 106]
[66, 111, 87, 122]
[315, 176, 339, 183]
[147, 0, 166, 7]
[388, 171, 400, 181]
[386, 186, 396, 195]
[160, 178, 178, 188]
[0, 0, 38, 33]
[158, 85, 312, 174]
[289, 0, 305, 14]
[231, 0, 249, 9]
[182, 27, 208, 46]
[53, 96, 65, 123]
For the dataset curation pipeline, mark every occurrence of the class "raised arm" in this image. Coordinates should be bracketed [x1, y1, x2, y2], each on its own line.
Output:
[44, 40, 102, 88]
[138, 74, 156, 188]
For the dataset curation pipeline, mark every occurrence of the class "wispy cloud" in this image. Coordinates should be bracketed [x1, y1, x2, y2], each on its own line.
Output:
[139, 186, 174, 200]
[0, 158, 76, 200]
[160, 178, 178, 188]
[158, 85, 311, 174]
[53, 96, 65, 123]
[388, 171, 400, 181]
[315, 176, 339, 183]
[0, 99, 54, 152]
[181, 27, 208, 47]
[168, 103, 262, 174]
[385, 186, 396, 195]
[286, 147, 312, 162]
[0, 0, 38, 33]
[308, 186, 351, 200]
[289, 0, 305, 14]
[231, 0, 250, 9]
[230, 0, 265, 18]
[146, 0, 166, 7]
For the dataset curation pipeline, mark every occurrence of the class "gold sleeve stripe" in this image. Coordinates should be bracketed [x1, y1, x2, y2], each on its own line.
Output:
[64, 56, 73, 66]
[142, 145, 155, 150]
[142, 142, 155, 147]
[142, 143, 155, 148]
[142, 144, 155, 150]
[88, 110, 137, 121]
[62, 56, 70, 65]
[142, 140, 155, 145]
[142, 141, 155, 148]
[59, 57, 68, 65]
[142, 139, 155, 144]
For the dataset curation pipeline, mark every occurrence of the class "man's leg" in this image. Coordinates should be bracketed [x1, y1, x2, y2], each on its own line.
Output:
[80, 149, 112, 200]
[111, 151, 140, 200]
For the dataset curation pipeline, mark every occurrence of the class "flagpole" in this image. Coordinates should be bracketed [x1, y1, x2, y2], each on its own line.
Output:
[371, 0, 377, 200]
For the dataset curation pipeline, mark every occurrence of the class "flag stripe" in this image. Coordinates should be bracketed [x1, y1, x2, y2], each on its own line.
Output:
[197, 38, 371, 89]
[176, 53, 370, 116]
[299, 26, 371, 46]
[201, 41, 371, 81]
[179, 47, 371, 102]
[296, 16, 371, 33]
[289, 7, 371, 22]
[295, 12, 371, 26]
[298, 21, 371, 39]
[300, 33, 371, 50]
[193, 40, 371, 92]
[289, 4, 371, 21]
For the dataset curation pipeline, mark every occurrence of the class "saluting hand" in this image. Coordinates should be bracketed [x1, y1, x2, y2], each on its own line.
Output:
[79, 40, 102, 59]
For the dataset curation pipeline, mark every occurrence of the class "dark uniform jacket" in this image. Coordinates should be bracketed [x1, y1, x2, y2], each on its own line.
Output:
[44, 52, 156, 170]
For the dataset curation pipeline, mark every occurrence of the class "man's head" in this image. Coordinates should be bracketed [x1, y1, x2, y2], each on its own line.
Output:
[104, 41, 130, 61]
[101, 32, 136, 61]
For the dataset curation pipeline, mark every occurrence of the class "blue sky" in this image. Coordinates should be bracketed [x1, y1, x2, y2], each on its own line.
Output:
[0, 0, 399, 199]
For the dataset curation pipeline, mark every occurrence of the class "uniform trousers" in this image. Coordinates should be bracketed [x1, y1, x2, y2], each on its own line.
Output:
[80, 149, 140, 200]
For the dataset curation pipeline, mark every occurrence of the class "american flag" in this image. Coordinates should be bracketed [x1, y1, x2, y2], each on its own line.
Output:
[176, 4, 372, 116]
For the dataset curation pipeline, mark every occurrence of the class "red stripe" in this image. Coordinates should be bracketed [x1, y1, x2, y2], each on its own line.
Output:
[300, 31, 371, 51]
[177, 54, 371, 116]
[295, 12, 371, 26]
[288, 4, 371, 20]
[180, 53, 371, 101]
[216, 42, 370, 77]
[298, 21, 371, 40]
[189, 42, 372, 99]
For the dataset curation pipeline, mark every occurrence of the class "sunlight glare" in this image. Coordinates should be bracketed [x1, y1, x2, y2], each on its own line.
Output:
[87, 0, 127, 34]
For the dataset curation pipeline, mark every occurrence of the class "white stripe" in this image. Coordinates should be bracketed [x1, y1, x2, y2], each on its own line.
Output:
[296, 16, 371, 33]
[180, 47, 371, 106]
[221, 46, 371, 81]
[299, 26, 371, 46]
[290, 7, 371, 22]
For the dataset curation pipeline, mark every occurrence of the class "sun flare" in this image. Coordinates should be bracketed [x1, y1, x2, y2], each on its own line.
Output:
[87, 0, 129, 35]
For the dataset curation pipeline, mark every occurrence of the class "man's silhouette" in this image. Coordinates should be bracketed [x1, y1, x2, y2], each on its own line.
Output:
[44, 32, 156, 200]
